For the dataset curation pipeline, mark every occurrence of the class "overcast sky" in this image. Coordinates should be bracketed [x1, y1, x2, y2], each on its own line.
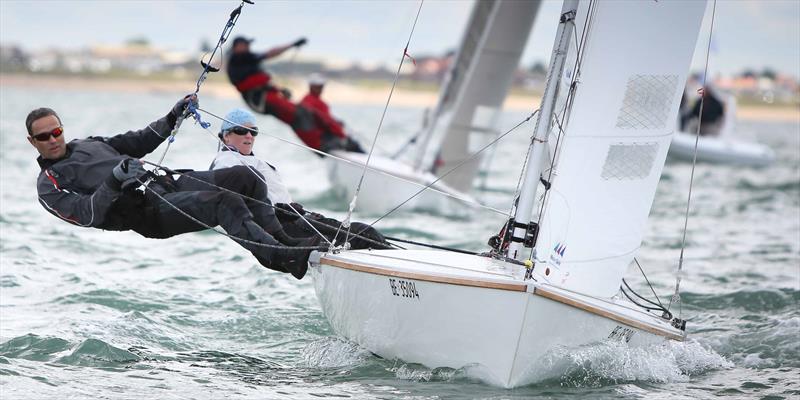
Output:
[1, 0, 798, 78]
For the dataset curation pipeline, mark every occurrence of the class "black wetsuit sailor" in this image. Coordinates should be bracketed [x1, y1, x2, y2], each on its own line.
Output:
[28, 96, 320, 279]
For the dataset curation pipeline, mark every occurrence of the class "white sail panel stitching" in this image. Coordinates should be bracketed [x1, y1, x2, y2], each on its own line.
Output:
[616, 74, 679, 130]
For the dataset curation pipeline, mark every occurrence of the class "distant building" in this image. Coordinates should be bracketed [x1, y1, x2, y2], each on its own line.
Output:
[0, 45, 29, 72]
[89, 44, 168, 75]
[409, 51, 454, 82]
[8, 42, 196, 76]
[715, 71, 799, 104]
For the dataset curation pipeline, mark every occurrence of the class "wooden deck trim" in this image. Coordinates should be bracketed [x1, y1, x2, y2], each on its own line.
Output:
[534, 287, 685, 341]
[320, 257, 528, 292]
[320, 257, 683, 341]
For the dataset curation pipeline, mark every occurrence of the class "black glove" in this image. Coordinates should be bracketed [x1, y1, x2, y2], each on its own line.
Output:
[113, 158, 146, 182]
[275, 202, 305, 220]
[292, 37, 307, 48]
[272, 229, 301, 246]
[289, 202, 306, 215]
[280, 88, 292, 100]
[171, 94, 198, 117]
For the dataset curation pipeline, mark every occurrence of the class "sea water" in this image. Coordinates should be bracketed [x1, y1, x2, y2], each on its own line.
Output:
[1, 85, 797, 399]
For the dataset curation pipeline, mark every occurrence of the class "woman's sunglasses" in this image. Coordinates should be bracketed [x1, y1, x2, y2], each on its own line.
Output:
[31, 126, 64, 142]
[228, 126, 258, 136]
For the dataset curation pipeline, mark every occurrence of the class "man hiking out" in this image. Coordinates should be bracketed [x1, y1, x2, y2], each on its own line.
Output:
[226, 36, 363, 155]
[28, 96, 322, 279]
[300, 73, 364, 154]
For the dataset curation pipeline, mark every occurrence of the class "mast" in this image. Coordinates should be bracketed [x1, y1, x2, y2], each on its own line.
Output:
[507, 0, 578, 263]
[412, 0, 541, 192]
[411, 1, 496, 171]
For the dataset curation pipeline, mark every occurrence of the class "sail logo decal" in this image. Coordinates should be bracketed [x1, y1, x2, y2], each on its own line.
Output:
[550, 242, 567, 265]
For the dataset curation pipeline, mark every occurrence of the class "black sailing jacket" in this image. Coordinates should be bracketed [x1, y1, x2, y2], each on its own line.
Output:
[35, 110, 179, 231]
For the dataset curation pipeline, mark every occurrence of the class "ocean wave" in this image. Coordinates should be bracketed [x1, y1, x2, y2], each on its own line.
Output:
[736, 179, 800, 192]
[51, 289, 170, 313]
[722, 316, 800, 368]
[680, 288, 799, 313]
[0, 334, 71, 362]
[0, 334, 140, 369]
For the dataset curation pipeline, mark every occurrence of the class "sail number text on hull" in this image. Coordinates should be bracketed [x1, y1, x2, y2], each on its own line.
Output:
[389, 278, 420, 299]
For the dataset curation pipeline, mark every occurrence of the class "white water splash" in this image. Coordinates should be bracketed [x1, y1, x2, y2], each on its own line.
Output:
[391, 363, 458, 383]
[532, 339, 733, 387]
[301, 337, 371, 368]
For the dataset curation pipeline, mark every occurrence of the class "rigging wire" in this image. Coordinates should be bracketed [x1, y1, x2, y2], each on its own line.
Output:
[634, 257, 665, 309]
[506, 0, 595, 259]
[195, 107, 507, 216]
[137, 160, 398, 250]
[620, 280, 671, 316]
[196, 105, 535, 255]
[384, 236, 477, 255]
[133, 176, 322, 251]
[196, 120, 334, 246]
[500, 1, 594, 242]
[366, 110, 539, 229]
[153, 0, 251, 169]
[669, 0, 718, 318]
[500, 112, 539, 253]
[194, 1, 250, 96]
[622, 279, 665, 311]
[529, 1, 597, 263]
[154, 2, 570, 258]
[335, 0, 426, 249]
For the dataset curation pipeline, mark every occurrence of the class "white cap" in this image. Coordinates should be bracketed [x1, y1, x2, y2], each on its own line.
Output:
[308, 73, 326, 86]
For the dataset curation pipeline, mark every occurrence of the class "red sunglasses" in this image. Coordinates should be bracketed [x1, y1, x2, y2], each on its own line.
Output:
[31, 126, 64, 142]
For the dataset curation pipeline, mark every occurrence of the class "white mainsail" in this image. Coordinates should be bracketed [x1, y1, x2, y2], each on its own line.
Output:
[415, 0, 542, 192]
[531, 0, 707, 297]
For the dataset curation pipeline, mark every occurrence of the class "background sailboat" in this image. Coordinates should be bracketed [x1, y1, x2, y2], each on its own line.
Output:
[325, 0, 542, 214]
[311, 0, 708, 388]
[669, 92, 775, 166]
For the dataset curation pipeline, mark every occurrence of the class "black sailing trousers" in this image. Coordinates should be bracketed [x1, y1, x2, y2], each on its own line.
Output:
[132, 166, 284, 267]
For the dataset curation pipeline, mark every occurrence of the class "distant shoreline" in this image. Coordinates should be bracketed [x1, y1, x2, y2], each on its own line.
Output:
[2, 73, 797, 122]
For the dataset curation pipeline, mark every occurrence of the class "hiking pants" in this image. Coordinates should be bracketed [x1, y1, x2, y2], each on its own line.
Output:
[137, 166, 283, 262]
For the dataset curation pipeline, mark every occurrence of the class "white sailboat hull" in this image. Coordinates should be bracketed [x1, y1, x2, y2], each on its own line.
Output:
[311, 250, 683, 388]
[668, 131, 775, 167]
[325, 150, 476, 214]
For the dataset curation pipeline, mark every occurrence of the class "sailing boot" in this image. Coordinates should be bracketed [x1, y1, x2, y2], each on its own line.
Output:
[267, 235, 326, 280]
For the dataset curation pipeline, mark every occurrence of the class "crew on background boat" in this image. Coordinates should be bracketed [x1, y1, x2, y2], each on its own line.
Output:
[210, 108, 388, 249]
[226, 36, 363, 154]
[28, 96, 322, 280]
[681, 86, 725, 136]
[300, 73, 365, 154]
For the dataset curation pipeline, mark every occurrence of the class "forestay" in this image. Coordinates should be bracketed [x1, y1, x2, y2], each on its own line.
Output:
[535, 0, 707, 297]
[416, 0, 542, 192]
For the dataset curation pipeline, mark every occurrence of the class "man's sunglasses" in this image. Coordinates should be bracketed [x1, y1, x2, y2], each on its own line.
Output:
[31, 126, 64, 142]
[228, 126, 258, 136]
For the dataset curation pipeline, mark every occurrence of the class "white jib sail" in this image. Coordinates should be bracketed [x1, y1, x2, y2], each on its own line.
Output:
[534, 0, 707, 298]
[416, 0, 542, 193]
